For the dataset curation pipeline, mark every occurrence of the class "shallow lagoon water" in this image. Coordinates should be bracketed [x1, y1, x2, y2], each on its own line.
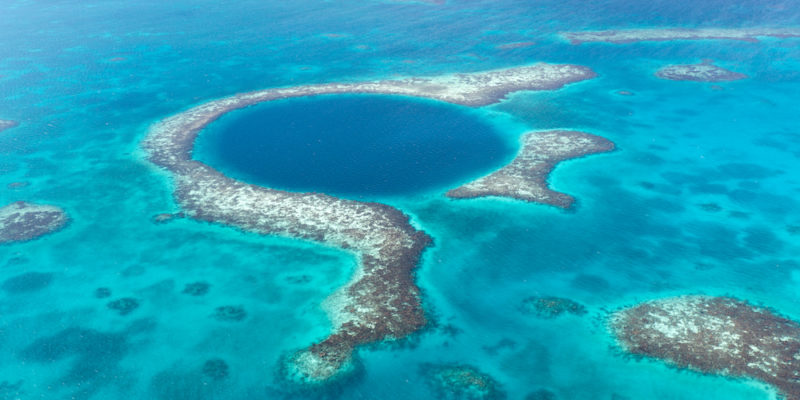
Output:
[1, 0, 800, 399]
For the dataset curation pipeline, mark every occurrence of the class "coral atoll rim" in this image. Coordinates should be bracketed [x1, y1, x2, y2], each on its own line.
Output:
[142, 64, 597, 383]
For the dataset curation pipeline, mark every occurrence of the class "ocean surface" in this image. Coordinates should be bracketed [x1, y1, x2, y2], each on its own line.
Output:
[1, 1, 799, 399]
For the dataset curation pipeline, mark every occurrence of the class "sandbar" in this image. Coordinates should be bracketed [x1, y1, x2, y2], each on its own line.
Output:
[447, 130, 614, 208]
[561, 27, 800, 45]
[142, 63, 596, 383]
[610, 295, 800, 400]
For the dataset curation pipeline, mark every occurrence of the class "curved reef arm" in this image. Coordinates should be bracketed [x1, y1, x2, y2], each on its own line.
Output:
[446, 130, 614, 208]
[142, 64, 596, 384]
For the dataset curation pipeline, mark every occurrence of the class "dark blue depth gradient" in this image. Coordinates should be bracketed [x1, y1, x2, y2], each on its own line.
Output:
[196, 95, 513, 197]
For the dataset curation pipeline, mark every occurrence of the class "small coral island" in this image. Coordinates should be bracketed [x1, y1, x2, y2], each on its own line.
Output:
[519, 296, 587, 318]
[143, 64, 600, 385]
[420, 363, 506, 400]
[610, 295, 800, 400]
[656, 60, 747, 82]
[0, 119, 18, 133]
[0, 201, 69, 244]
[447, 131, 614, 208]
[561, 27, 800, 44]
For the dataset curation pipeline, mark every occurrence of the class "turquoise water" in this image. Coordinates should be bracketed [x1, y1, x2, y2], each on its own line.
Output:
[194, 95, 513, 198]
[1, 1, 800, 399]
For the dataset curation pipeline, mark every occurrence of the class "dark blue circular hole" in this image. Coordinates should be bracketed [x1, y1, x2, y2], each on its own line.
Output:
[195, 94, 513, 197]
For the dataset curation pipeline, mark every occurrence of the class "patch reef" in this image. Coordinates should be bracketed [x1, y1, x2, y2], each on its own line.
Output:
[142, 64, 596, 383]
[655, 60, 747, 82]
[610, 295, 800, 400]
[0, 201, 69, 244]
[447, 131, 614, 208]
[0, 119, 18, 133]
[561, 27, 800, 44]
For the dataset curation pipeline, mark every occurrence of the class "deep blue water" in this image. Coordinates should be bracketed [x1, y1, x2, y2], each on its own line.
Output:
[1, 0, 800, 399]
[194, 95, 513, 197]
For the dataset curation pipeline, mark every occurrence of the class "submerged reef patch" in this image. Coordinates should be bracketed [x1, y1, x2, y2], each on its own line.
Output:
[201, 358, 230, 381]
[142, 64, 596, 383]
[182, 281, 210, 296]
[2, 272, 53, 293]
[21, 327, 128, 398]
[213, 305, 247, 322]
[561, 27, 800, 44]
[0, 119, 18, 133]
[610, 295, 800, 400]
[0, 201, 68, 244]
[107, 297, 140, 316]
[447, 131, 614, 208]
[525, 388, 557, 400]
[656, 60, 747, 82]
[519, 296, 587, 318]
[420, 363, 506, 400]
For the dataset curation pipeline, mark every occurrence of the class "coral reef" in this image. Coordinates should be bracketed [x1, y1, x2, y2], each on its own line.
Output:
[0, 201, 68, 244]
[0, 380, 23, 398]
[107, 297, 140, 316]
[2, 272, 53, 293]
[152, 212, 183, 224]
[447, 131, 614, 208]
[202, 358, 230, 381]
[610, 295, 800, 400]
[655, 60, 747, 82]
[94, 287, 112, 298]
[561, 27, 800, 44]
[699, 203, 723, 212]
[519, 296, 587, 318]
[421, 363, 506, 400]
[213, 305, 247, 321]
[21, 327, 128, 398]
[525, 389, 557, 400]
[7, 181, 28, 189]
[182, 281, 210, 296]
[0, 119, 18, 133]
[142, 64, 596, 383]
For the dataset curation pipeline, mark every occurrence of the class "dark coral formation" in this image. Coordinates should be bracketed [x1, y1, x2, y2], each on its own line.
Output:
[0, 201, 69, 244]
[202, 358, 230, 381]
[21, 327, 127, 398]
[447, 131, 614, 208]
[107, 297, 140, 316]
[150, 369, 227, 400]
[142, 64, 596, 382]
[7, 181, 29, 189]
[0, 380, 23, 398]
[152, 212, 183, 224]
[94, 287, 112, 298]
[285, 275, 313, 284]
[421, 363, 506, 400]
[213, 305, 247, 321]
[519, 296, 587, 318]
[698, 202, 723, 212]
[655, 60, 747, 82]
[2, 272, 53, 293]
[610, 295, 800, 400]
[182, 281, 210, 296]
[0, 119, 18, 133]
[525, 389, 557, 400]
